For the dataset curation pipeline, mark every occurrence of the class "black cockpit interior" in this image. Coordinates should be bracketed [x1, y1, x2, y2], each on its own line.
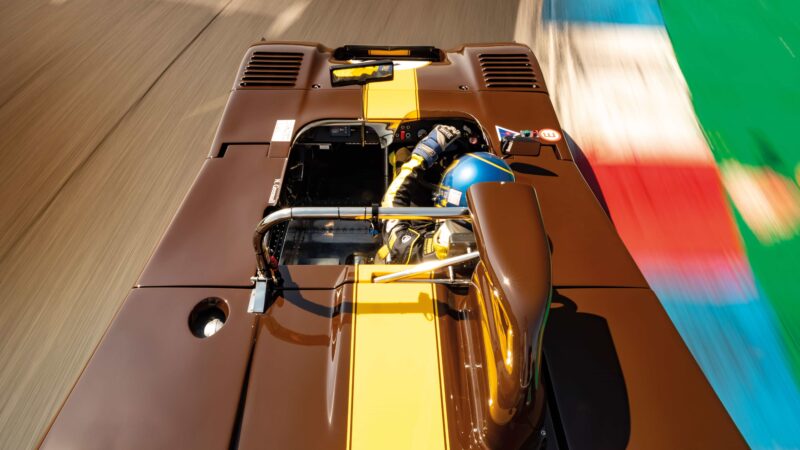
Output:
[271, 119, 486, 265]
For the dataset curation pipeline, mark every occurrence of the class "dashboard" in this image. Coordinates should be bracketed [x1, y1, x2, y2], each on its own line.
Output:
[392, 119, 486, 150]
[293, 119, 487, 151]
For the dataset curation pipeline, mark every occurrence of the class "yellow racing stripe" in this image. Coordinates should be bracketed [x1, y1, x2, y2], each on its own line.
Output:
[363, 67, 420, 124]
[347, 265, 448, 450]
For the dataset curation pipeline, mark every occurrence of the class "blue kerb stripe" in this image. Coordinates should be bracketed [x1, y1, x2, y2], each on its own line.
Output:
[542, 0, 665, 25]
[655, 284, 800, 449]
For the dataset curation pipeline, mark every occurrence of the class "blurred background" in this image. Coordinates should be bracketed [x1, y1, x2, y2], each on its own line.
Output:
[0, 0, 797, 448]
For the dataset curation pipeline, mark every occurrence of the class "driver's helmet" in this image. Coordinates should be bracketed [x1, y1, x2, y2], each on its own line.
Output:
[434, 152, 515, 207]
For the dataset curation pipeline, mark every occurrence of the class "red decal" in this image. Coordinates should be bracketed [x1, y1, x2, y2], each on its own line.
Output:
[537, 128, 562, 142]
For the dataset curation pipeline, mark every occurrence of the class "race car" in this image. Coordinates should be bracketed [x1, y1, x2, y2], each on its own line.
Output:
[41, 43, 745, 449]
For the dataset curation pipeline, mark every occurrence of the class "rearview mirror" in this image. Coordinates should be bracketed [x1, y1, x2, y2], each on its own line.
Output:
[330, 60, 394, 87]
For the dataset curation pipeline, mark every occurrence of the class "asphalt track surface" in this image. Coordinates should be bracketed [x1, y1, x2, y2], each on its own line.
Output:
[0, 0, 796, 448]
[0, 1, 525, 447]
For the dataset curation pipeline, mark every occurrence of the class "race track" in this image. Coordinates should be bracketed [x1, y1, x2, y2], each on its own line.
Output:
[0, 0, 798, 448]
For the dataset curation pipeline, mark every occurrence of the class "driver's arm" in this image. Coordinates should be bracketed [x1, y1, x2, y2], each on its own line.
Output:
[379, 125, 461, 263]
[380, 154, 427, 263]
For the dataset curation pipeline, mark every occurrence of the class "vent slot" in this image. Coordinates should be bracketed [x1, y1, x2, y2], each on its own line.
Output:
[240, 51, 303, 87]
[479, 53, 538, 89]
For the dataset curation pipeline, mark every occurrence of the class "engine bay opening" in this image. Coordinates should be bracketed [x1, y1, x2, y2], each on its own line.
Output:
[271, 118, 488, 265]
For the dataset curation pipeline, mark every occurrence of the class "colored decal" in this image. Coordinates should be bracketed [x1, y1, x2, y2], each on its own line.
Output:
[495, 125, 519, 141]
[271, 119, 295, 142]
[537, 128, 562, 142]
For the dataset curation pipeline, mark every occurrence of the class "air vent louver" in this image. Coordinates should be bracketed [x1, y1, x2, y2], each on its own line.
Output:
[479, 53, 538, 89]
[240, 51, 303, 87]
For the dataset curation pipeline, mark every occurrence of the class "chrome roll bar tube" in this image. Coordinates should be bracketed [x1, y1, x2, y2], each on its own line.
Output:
[372, 251, 480, 283]
[252, 206, 471, 277]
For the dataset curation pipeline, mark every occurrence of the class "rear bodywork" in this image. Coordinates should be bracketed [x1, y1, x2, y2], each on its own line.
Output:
[41, 43, 745, 449]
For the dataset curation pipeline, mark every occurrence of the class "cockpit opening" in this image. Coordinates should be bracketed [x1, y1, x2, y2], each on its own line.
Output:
[269, 118, 487, 265]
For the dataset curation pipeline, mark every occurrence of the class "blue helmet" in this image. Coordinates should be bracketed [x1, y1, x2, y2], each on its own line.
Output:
[434, 152, 515, 207]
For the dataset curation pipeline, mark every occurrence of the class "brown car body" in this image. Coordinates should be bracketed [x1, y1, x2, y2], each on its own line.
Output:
[41, 43, 745, 449]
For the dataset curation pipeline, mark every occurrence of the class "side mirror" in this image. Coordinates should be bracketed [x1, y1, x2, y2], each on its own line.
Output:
[502, 134, 541, 156]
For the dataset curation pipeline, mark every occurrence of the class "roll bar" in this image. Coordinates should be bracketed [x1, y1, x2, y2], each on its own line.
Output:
[372, 251, 480, 283]
[252, 206, 471, 276]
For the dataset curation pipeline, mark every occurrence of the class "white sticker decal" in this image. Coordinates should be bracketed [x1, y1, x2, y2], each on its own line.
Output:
[496, 125, 519, 141]
[447, 188, 463, 206]
[271, 119, 295, 142]
[538, 128, 562, 142]
[268, 178, 282, 204]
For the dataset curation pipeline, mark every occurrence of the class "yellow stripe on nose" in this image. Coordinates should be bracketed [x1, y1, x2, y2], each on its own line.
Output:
[362, 67, 420, 123]
[347, 265, 449, 450]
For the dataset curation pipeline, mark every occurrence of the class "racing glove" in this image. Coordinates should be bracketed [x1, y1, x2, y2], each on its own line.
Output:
[412, 124, 462, 168]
